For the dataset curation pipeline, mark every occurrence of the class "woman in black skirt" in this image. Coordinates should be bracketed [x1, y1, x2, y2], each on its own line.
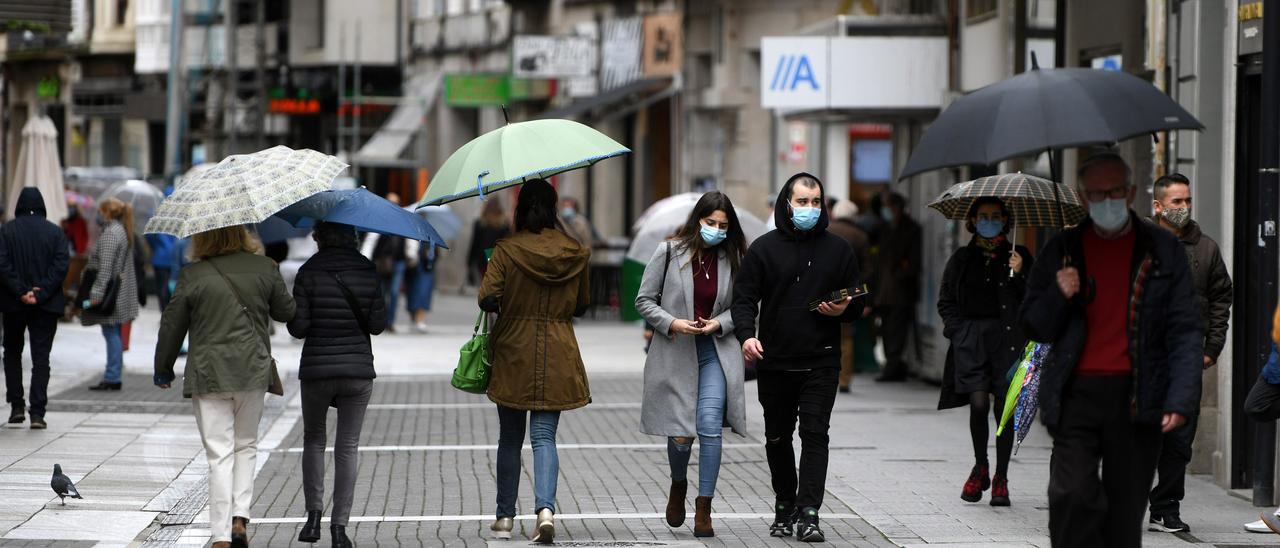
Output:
[937, 197, 1033, 507]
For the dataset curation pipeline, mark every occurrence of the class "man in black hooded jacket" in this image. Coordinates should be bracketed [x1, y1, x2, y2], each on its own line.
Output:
[732, 173, 862, 543]
[0, 188, 70, 428]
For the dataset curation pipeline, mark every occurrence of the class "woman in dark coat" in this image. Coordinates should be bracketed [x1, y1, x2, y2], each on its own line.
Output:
[286, 222, 387, 547]
[937, 197, 1032, 507]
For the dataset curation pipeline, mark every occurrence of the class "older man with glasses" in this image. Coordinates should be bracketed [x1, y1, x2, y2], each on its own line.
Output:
[1018, 152, 1203, 547]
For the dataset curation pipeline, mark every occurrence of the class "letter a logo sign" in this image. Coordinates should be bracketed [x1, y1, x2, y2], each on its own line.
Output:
[770, 55, 820, 91]
[761, 37, 828, 109]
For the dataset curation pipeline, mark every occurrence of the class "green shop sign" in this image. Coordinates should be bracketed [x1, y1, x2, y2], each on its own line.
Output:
[445, 74, 556, 107]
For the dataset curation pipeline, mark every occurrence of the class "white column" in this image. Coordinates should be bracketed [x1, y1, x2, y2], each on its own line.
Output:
[823, 122, 849, 201]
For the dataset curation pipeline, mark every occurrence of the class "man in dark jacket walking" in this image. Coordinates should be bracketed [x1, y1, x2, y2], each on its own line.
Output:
[872, 192, 922, 382]
[732, 173, 862, 543]
[1020, 153, 1202, 547]
[1146, 173, 1232, 533]
[0, 188, 70, 428]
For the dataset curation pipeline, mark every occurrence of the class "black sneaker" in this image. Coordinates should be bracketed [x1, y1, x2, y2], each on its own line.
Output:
[769, 503, 797, 537]
[8, 405, 24, 424]
[88, 382, 122, 391]
[796, 507, 825, 542]
[1148, 514, 1190, 533]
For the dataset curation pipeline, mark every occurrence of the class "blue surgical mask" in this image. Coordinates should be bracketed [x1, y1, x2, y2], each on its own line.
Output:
[700, 224, 727, 246]
[561, 207, 576, 219]
[880, 207, 895, 223]
[1088, 197, 1129, 232]
[975, 219, 1004, 239]
[791, 207, 820, 231]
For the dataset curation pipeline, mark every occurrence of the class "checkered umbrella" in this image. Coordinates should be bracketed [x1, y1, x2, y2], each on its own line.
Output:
[145, 146, 347, 237]
[928, 172, 1087, 228]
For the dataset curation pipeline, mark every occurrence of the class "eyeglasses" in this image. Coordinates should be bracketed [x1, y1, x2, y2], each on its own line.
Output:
[1082, 186, 1129, 203]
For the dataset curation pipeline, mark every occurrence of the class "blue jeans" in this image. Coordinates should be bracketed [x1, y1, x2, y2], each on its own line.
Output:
[495, 406, 561, 518]
[668, 335, 726, 498]
[381, 261, 405, 325]
[407, 263, 435, 314]
[101, 325, 123, 383]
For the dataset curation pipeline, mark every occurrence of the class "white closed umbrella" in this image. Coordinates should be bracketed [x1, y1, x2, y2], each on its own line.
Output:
[7, 115, 67, 222]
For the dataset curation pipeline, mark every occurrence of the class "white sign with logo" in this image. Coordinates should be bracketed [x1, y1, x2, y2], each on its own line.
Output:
[762, 36, 946, 111]
[512, 35, 597, 79]
[761, 37, 829, 109]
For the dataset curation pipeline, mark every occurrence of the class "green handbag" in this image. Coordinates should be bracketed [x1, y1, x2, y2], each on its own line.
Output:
[451, 311, 491, 394]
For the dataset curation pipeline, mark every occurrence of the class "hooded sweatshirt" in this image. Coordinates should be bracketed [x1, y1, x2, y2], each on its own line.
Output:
[731, 173, 862, 370]
[0, 188, 70, 314]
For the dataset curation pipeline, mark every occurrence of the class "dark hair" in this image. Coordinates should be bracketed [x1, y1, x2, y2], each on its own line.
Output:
[672, 191, 748, 273]
[964, 197, 1013, 235]
[314, 221, 358, 250]
[1153, 172, 1191, 201]
[885, 192, 907, 210]
[515, 179, 560, 234]
[787, 175, 822, 201]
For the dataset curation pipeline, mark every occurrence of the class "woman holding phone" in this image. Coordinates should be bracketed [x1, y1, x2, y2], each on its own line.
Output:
[635, 191, 749, 538]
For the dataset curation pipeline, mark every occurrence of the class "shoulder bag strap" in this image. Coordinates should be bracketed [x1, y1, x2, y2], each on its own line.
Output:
[206, 258, 270, 346]
[656, 241, 671, 303]
[325, 270, 373, 341]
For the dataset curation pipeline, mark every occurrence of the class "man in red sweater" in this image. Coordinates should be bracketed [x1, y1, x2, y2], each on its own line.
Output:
[1019, 152, 1202, 547]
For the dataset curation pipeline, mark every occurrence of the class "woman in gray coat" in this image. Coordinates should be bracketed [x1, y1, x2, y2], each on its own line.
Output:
[636, 191, 749, 538]
[81, 198, 140, 390]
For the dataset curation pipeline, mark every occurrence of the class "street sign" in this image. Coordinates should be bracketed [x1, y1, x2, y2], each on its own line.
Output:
[512, 35, 597, 79]
[445, 74, 556, 107]
[761, 37, 829, 109]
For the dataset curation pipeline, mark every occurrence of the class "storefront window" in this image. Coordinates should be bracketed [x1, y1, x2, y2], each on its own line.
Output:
[966, 0, 997, 22]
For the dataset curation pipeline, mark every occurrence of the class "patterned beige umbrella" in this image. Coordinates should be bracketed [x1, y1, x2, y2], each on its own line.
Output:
[928, 172, 1087, 228]
[6, 115, 67, 222]
[145, 146, 347, 237]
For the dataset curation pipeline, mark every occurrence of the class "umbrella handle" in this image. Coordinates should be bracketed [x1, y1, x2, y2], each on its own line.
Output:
[476, 170, 490, 201]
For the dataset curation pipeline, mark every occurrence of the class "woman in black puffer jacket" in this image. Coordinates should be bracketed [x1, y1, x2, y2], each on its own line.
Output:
[286, 222, 387, 547]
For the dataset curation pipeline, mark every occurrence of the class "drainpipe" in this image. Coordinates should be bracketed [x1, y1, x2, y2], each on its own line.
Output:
[1254, 0, 1280, 507]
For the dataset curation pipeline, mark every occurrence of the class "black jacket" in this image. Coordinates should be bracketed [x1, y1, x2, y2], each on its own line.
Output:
[287, 247, 387, 380]
[731, 173, 862, 370]
[1019, 213, 1203, 428]
[0, 188, 70, 314]
[937, 239, 1033, 409]
[872, 213, 922, 307]
[1170, 219, 1232, 363]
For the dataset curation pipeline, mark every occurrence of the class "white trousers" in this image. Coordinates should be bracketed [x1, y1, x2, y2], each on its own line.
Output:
[193, 389, 265, 542]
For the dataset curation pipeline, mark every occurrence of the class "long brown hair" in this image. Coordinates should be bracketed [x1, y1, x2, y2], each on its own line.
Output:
[480, 197, 508, 229]
[514, 179, 561, 234]
[192, 225, 262, 260]
[672, 191, 747, 273]
[98, 198, 134, 249]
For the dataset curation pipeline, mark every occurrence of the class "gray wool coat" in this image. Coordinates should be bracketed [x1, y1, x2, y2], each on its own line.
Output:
[636, 242, 748, 437]
[80, 221, 139, 327]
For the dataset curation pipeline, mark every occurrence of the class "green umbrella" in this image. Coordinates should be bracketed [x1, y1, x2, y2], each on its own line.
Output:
[417, 119, 630, 207]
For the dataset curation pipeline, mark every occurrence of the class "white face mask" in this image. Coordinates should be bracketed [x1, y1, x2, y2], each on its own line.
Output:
[1089, 198, 1129, 232]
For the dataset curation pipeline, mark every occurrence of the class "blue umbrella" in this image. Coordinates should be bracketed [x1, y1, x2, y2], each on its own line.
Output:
[255, 216, 311, 245]
[412, 204, 462, 243]
[276, 189, 448, 249]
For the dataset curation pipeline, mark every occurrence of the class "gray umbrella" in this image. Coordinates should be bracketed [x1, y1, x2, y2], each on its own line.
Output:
[899, 56, 1204, 181]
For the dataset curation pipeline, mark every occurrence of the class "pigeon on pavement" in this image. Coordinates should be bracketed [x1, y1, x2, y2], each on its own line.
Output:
[50, 464, 82, 505]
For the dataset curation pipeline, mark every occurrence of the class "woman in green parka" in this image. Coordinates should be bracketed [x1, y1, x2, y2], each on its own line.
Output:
[154, 225, 295, 548]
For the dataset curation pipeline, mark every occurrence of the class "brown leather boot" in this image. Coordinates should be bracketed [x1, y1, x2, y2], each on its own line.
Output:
[694, 496, 714, 537]
[665, 479, 687, 527]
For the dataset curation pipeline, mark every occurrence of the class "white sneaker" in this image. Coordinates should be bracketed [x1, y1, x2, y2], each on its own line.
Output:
[413, 322, 428, 333]
[1246, 519, 1273, 533]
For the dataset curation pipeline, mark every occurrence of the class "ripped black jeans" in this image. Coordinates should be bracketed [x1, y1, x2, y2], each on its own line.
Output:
[757, 367, 839, 512]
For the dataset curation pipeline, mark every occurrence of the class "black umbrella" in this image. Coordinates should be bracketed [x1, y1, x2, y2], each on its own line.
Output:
[900, 55, 1204, 181]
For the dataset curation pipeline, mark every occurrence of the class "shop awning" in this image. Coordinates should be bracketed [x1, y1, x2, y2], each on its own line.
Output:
[535, 77, 676, 122]
[352, 73, 442, 168]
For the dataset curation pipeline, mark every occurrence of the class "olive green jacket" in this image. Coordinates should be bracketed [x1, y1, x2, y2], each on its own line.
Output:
[154, 252, 296, 397]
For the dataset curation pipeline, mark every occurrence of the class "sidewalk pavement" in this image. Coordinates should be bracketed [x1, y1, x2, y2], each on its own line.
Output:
[0, 293, 1274, 546]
